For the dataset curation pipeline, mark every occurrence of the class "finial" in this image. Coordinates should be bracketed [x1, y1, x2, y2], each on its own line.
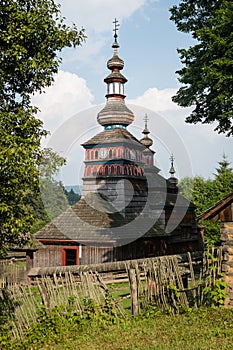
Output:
[113, 18, 120, 43]
[143, 114, 149, 130]
[169, 154, 176, 177]
[140, 114, 153, 148]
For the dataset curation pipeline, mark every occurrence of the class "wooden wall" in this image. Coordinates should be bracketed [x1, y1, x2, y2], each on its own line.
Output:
[33, 245, 64, 268]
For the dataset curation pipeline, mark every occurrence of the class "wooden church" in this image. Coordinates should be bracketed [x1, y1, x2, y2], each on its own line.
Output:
[32, 23, 203, 268]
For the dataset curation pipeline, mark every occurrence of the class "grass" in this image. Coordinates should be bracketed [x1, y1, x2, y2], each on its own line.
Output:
[108, 282, 131, 313]
[12, 307, 233, 350]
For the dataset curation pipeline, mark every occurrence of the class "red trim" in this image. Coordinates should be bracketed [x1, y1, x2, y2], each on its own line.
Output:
[39, 239, 79, 243]
[62, 246, 79, 266]
[38, 239, 116, 244]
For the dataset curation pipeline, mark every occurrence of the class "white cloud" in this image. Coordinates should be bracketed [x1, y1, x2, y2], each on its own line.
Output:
[32, 70, 94, 133]
[56, 0, 154, 66]
[129, 87, 180, 112]
[128, 87, 233, 179]
[57, 0, 148, 33]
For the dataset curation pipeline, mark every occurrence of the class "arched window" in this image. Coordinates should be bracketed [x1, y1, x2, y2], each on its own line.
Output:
[109, 149, 113, 158]
[95, 150, 98, 159]
[110, 165, 114, 175]
[90, 150, 94, 160]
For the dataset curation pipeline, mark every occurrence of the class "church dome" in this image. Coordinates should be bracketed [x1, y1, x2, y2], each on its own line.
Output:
[140, 136, 153, 148]
[140, 115, 153, 148]
[97, 22, 134, 128]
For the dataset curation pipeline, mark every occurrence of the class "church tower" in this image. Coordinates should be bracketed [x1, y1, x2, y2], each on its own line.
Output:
[81, 20, 153, 217]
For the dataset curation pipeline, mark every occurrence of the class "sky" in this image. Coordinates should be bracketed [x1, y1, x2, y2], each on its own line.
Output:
[32, 0, 233, 186]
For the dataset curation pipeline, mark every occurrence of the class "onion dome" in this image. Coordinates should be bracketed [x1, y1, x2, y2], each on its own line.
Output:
[168, 154, 178, 187]
[97, 19, 134, 128]
[140, 114, 153, 148]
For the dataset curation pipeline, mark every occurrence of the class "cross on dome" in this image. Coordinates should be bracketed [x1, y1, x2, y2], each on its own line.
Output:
[143, 114, 149, 130]
[140, 114, 153, 148]
[169, 154, 176, 177]
[113, 18, 120, 43]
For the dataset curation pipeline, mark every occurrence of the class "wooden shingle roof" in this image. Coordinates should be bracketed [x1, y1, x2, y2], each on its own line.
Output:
[82, 128, 143, 147]
[198, 192, 233, 222]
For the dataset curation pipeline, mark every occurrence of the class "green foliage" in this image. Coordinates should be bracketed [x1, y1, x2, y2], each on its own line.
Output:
[29, 148, 69, 233]
[7, 293, 121, 349]
[65, 188, 81, 205]
[0, 0, 86, 254]
[179, 154, 233, 246]
[0, 107, 46, 256]
[0, 0, 86, 107]
[199, 219, 221, 247]
[170, 0, 233, 136]
[6, 307, 233, 350]
[203, 276, 227, 307]
[82, 292, 120, 327]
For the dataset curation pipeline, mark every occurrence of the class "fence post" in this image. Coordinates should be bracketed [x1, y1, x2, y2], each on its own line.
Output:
[128, 268, 139, 316]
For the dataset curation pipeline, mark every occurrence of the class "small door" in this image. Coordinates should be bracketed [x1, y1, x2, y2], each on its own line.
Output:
[62, 247, 78, 266]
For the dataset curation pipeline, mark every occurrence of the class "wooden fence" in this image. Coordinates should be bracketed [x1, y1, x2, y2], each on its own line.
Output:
[0, 259, 27, 287]
[0, 248, 223, 340]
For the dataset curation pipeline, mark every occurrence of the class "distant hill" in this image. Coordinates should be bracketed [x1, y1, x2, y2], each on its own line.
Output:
[65, 185, 82, 194]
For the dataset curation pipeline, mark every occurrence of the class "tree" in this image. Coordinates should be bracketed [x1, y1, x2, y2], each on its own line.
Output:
[179, 176, 213, 216]
[65, 188, 81, 206]
[28, 148, 69, 234]
[212, 153, 233, 201]
[170, 0, 233, 136]
[0, 0, 86, 256]
[179, 154, 233, 246]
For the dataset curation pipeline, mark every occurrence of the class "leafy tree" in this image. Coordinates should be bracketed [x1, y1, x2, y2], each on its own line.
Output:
[0, 0, 86, 256]
[29, 148, 69, 233]
[179, 176, 213, 216]
[170, 0, 233, 136]
[179, 154, 233, 246]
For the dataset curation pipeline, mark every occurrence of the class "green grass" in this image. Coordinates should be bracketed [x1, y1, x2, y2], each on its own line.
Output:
[12, 307, 233, 350]
[108, 282, 131, 314]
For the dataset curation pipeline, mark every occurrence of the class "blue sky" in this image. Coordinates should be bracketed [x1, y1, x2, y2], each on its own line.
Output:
[32, 0, 233, 185]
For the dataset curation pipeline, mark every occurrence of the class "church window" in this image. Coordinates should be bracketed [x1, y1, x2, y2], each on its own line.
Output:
[95, 150, 98, 159]
[109, 83, 114, 94]
[119, 83, 124, 95]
